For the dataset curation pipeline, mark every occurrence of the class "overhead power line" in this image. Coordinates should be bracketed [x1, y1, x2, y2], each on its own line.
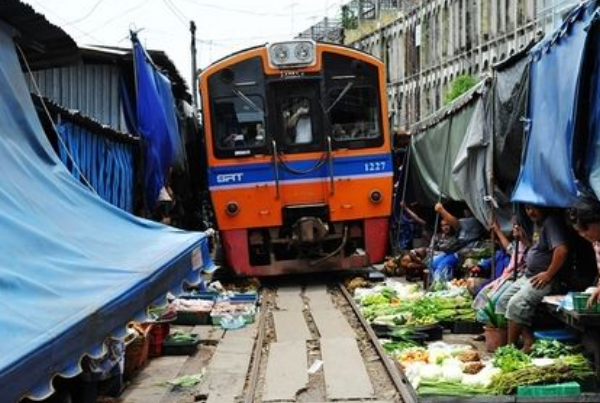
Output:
[66, 0, 110, 25]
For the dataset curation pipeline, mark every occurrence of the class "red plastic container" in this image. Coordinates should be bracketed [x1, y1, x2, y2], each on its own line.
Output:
[148, 322, 170, 357]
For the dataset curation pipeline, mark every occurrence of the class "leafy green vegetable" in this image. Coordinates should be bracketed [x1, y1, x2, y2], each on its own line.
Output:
[361, 293, 389, 306]
[530, 339, 577, 358]
[493, 345, 531, 372]
[380, 287, 397, 300]
[381, 340, 417, 354]
[168, 371, 205, 388]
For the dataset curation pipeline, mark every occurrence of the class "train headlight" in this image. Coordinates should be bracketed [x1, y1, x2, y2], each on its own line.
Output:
[271, 45, 289, 63]
[226, 201, 240, 216]
[369, 190, 383, 203]
[267, 40, 316, 69]
[294, 42, 313, 62]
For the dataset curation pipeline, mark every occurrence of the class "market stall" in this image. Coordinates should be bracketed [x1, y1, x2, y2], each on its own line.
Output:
[0, 9, 214, 402]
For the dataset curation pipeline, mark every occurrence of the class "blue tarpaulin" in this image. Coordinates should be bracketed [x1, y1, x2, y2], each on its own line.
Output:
[0, 25, 213, 402]
[133, 36, 177, 209]
[578, 10, 600, 199]
[56, 121, 136, 212]
[512, 3, 594, 207]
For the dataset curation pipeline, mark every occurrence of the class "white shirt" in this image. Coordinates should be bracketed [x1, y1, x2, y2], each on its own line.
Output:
[295, 116, 312, 144]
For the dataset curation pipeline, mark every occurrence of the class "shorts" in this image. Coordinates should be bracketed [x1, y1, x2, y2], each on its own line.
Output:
[495, 276, 552, 326]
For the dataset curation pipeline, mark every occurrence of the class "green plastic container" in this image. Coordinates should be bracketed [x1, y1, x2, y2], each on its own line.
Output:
[173, 310, 211, 325]
[517, 381, 581, 398]
[572, 293, 600, 313]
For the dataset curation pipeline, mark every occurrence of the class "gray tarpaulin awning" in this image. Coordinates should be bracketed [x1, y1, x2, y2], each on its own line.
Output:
[408, 83, 481, 206]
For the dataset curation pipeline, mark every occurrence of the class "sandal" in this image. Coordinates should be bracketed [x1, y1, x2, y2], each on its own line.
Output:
[472, 334, 485, 341]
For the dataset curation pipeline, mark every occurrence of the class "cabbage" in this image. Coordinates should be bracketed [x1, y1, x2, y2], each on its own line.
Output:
[442, 363, 464, 382]
[420, 364, 442, 381]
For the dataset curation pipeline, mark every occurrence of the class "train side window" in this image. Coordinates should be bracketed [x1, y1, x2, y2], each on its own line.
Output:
[328, 86, 380, 143]
[213, 96, 266, 156]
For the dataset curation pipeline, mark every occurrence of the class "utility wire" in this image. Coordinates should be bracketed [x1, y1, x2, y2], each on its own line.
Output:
[176, 0, 332, 18]
[65, 0, 110, 25]
[85, 0, 154, 36]
[162, 0, 188, 27]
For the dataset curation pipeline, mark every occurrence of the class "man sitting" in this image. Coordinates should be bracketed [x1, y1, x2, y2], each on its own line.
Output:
[495, 205, 569, 353]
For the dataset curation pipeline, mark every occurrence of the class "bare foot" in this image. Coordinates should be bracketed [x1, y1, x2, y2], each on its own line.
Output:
[521, 344, 533, 354]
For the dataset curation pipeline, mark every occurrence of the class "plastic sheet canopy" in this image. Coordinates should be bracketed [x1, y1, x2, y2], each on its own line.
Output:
[511, 3, 595, 207]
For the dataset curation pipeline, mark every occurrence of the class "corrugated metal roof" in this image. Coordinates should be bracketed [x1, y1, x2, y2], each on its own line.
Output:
[26, 63, 129, 132]
[32, 95, 139, 144]
[1, 0, 80, 70]
[80, 44, 192, 103]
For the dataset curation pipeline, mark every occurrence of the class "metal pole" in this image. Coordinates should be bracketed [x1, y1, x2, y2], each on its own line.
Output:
[190, 21, 198, 110]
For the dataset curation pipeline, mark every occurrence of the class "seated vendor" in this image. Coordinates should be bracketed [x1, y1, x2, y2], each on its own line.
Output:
[473, 217, 531, 325]
[496, 205, 569, 353]
[568, 195, 600, 308]
[434, 202, 486, 250]
[401, 217, 457, 280]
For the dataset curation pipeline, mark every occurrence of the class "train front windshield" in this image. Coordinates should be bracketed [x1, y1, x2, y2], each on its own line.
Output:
[208, 51, 383, 158]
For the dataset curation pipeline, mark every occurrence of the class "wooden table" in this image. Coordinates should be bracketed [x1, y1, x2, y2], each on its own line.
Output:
[545, 302, 600, 379]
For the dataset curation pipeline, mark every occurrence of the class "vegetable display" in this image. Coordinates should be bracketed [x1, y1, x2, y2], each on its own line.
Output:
[489, 355, 594, 395]
[354, 280, 596, 398]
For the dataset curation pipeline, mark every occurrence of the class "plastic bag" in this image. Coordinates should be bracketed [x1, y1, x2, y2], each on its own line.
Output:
[220, 314, 246, 330]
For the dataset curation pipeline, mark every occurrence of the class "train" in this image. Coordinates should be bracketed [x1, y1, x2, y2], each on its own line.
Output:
[198, 40, 393, 276]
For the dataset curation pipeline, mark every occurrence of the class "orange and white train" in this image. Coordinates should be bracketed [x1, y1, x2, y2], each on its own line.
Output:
[199, 40, 393, 276]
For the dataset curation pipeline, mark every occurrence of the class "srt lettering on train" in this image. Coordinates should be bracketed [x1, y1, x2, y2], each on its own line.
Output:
[217, 173, 244, 183]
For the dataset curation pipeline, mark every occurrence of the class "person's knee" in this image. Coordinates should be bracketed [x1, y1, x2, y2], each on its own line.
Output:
[506, 294, 534, 326]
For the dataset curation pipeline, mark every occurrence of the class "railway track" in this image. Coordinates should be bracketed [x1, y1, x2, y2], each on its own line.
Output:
[234, 278, 412, 402]
[126, 276, 414, 403]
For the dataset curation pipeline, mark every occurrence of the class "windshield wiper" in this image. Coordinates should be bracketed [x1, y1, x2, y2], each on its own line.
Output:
[232, 87, 264, 115]
[325, 81, 353, 114]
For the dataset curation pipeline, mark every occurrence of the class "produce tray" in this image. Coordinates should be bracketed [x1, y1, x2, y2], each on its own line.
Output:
[517, 381, 580, 397]
[226, 293, 259, 304]
[451, 321, 483, 335]
[173, 310, 211, 325]
[573, 293, 600, 313]
[162, 334, 200, 356]
[211, 313, 255, 326]
[179, 292, 218, 301]
[413, 323, 443, 342]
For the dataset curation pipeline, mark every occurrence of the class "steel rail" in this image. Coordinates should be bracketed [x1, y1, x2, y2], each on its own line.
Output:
[243, 289, 268, 403]
[339, 282, 419, 403]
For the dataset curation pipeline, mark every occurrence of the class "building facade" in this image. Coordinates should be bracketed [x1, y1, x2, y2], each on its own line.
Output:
[343, 0, 580, 129]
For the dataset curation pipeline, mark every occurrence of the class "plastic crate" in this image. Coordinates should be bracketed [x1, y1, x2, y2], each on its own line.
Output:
[451, 321, 483, 335]
[226, 293, 259, 304]
[148, 322, 170, 357]
[179, 292, 219, 301]
[174, 310, 211, 325]
[162, 334, 200, 355]
[517, 381, 580, 398]
[572, 293, 600, 313]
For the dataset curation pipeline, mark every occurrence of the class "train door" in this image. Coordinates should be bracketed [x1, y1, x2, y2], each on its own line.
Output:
[269, 81, 329, 207]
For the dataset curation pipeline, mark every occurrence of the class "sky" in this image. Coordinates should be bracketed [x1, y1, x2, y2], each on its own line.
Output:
[24, 0, 346, 90]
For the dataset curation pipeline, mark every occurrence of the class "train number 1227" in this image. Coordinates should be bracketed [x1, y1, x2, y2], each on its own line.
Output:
[364, 161, 386, 172]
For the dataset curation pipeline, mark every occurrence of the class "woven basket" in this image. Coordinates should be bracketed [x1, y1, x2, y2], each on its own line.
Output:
[124, 323, 152, 379]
